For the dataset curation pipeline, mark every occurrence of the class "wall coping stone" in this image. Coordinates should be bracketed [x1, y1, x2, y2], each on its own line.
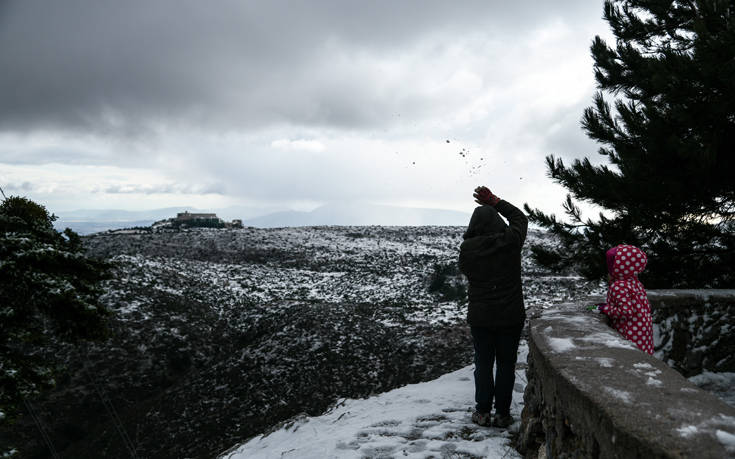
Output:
[648, 289, 735, 305]
[527, 301, 735, 458]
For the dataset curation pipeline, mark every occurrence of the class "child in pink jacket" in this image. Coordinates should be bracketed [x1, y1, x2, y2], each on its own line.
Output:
[599, 244, 654, 354]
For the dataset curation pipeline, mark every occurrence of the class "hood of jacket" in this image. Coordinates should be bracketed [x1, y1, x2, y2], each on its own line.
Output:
[463, 205, 507, 240]
[609, 244, 647, 280]
[460, 232, 510, 261]
[460, 206, 513, 261]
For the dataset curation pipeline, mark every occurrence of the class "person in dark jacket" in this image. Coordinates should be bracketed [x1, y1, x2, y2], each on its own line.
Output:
[459, 186, 528, 428]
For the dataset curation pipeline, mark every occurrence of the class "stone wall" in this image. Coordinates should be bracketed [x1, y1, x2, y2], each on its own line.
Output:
[518, 298, 735, 458]
[649, 290, 735, 377]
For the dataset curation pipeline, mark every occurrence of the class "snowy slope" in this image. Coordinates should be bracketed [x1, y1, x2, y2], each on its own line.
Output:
[223, 343, 528, 459]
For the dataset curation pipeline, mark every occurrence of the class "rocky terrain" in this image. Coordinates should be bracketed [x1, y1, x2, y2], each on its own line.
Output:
[3, 226, 603, 458]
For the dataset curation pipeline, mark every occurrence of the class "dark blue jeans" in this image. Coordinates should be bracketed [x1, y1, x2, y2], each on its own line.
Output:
[471, 325, 523, 415]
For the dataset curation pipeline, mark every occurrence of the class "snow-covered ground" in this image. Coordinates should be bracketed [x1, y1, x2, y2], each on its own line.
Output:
[688, 372, 735, 408]
[653, 308, 735, 410]
[223, 342, 528, 459]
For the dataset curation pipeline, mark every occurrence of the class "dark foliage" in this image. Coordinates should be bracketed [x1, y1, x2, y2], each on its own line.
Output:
[525, 0, 735, 287]
[0, 196, 110, 423]
[428, 263, 468, 302]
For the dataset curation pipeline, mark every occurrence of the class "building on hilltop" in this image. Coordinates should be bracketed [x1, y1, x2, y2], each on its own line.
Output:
[176, 211, 218, 220]
[161, 211, 244, 229]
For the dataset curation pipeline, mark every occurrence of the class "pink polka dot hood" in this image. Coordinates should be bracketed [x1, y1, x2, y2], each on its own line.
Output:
[607, 244, 647, 280]
[600, 244, 654, 354]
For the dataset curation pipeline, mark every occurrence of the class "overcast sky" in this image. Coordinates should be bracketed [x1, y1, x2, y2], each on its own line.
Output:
[0, 0, 612, 219]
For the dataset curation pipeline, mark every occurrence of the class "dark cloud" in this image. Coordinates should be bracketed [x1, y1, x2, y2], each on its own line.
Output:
[0, 0, 602, 136]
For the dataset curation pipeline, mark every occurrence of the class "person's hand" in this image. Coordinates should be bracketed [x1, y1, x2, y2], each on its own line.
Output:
[473, 186, 500, 206]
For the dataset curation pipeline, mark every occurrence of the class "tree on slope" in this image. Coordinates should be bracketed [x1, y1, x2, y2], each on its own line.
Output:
[525, 0, 735, 287]
[0, 196, 110, 423]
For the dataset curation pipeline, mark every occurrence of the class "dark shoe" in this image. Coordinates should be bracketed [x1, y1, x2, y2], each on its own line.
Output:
[492, 413, 513, 428]
[471, 411, 492, 427]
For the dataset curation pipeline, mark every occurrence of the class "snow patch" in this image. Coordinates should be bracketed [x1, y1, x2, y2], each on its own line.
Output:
[603, 387, 633, 404]
[677, 425, 699, 438]
[555, 315, 596, 326]
[546, 336, 576, 353]
[595, 358, 615, 368]
[578, 332, 637, 350]
[716, 430, 735, 453]
[633, 363, 654, 370]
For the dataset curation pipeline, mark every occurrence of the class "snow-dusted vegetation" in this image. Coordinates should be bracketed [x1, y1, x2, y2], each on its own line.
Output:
[3, 226, 604, 458]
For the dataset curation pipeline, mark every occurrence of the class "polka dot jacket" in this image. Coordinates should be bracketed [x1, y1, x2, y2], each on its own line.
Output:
[599, 244, 654, 355]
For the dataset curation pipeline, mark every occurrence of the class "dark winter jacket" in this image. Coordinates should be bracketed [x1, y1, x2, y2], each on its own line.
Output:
[459, 200, 528, 329]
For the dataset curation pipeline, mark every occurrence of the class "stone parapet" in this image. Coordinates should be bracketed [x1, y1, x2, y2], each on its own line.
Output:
[519, 301, 735, 458]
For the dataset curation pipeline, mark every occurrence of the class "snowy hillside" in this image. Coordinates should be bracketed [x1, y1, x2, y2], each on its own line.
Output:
[3, 226, 604, 458]
[222, 351, 528, 459]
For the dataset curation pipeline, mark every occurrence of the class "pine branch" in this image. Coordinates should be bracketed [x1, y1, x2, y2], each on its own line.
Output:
[563, 194, 583, 224]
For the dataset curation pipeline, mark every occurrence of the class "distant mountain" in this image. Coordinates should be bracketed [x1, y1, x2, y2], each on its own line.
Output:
[54, 220, 159, 235]
[245, 203, 472, 227]
[54, 205, 287, 235]
[53, 203, 472, 234]
[55, 207, 194, 222]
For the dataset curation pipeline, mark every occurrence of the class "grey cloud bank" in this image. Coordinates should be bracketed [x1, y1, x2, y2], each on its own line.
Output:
[0, 0, 601, 135]
[0, 0, 608, 219]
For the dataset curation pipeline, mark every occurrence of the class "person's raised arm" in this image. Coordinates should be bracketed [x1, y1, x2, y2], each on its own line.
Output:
[473, 186, 528, 246]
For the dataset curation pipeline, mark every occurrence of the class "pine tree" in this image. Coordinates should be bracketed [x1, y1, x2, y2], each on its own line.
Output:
[0, 196, 110, 423]
[525, 0, 735, 288]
